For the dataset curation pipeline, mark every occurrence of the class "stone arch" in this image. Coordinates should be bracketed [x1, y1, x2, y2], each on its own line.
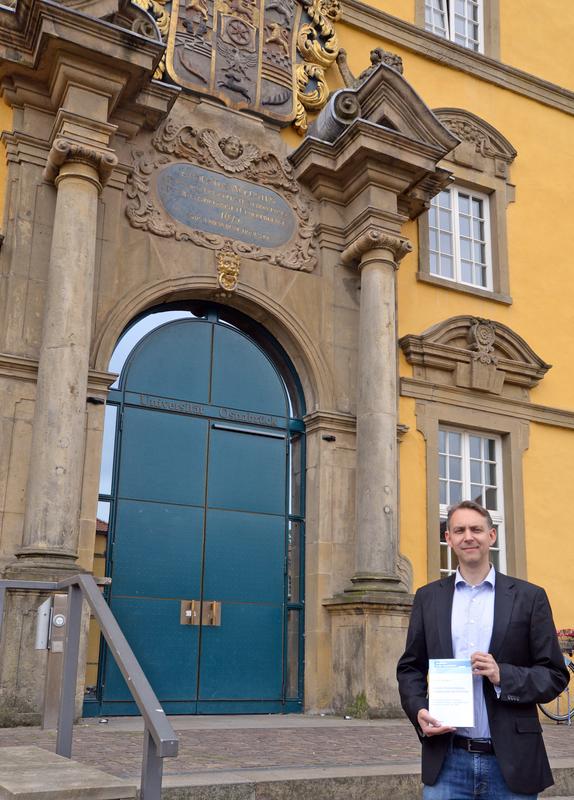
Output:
[91, 276, 335, 413]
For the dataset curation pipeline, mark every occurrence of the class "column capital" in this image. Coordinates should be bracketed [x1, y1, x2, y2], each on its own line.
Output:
[341, 228, 412, 269]
[43, 138, 118, 190]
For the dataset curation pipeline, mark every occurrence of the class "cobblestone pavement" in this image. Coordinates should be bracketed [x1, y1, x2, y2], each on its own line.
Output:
[0, 717, 573, 780]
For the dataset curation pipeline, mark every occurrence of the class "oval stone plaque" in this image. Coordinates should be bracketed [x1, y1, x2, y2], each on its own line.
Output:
[156, 163, 297, 248]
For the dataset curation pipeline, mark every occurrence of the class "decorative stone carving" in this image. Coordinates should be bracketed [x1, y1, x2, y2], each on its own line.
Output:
[43, 139, 118, 188]
[163, 0, 340, 133]
[400, 316, 551, 398]
[436, 109, 517, 163]
[336, 46, 403, 88]
[125, 120, 317, 271]
[217, 249, 241, 291]
[468, 318, 497, 365]
[341, 229, 412, 268]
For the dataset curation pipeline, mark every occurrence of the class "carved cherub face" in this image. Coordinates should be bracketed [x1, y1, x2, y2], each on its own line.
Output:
[219, 136, 243, 159]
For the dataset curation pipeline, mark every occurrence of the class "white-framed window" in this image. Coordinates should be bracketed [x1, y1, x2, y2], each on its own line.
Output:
[439, 427, 505, 575]
[425, 0, 483, 52]
[429, 186, 492, 291]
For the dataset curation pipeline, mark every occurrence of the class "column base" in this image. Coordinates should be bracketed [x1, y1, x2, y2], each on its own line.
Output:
[5, 547, 83, 582]
[324, 591, 413, 718]
[342, 571, 407, 598]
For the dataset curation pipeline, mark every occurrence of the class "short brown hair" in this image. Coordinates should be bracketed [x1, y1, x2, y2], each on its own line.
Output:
[446, 500, 494, 531]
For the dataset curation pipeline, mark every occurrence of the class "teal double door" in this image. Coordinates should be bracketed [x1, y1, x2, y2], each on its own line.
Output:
[92, 313, 304, 715]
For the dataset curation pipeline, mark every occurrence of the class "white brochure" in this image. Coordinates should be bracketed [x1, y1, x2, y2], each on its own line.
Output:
[428, 659, 474, 728]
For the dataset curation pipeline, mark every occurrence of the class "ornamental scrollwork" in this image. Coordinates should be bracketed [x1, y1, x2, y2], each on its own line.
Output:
[295, 0, 342, 135]
[125, 121, 317, 272]
[132, 0, 171, 79]
[468, 318, 498, 365]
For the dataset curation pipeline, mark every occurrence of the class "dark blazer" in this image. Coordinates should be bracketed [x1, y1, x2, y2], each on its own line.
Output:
[396, 571, 569, 795]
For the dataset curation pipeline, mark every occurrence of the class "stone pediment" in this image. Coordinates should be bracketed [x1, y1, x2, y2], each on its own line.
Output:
[435, 108, 517, 163]
[400, 316, 551, 398]
[353, 64, 459, 154]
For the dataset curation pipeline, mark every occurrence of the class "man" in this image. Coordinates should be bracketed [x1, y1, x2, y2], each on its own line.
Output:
[397, 500, 568, 799]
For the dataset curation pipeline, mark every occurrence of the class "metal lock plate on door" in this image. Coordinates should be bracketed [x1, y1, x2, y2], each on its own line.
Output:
[180, 600, 221, 626]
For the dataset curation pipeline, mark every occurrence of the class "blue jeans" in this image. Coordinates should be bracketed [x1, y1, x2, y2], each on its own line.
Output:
[422, 745, 538, 799]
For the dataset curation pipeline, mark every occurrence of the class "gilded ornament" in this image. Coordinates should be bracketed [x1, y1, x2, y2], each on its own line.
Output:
[217, 251, 241, 292]
[294, 0, 341, 134]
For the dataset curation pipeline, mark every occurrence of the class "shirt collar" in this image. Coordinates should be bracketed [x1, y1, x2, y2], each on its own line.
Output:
[455, 564, 496, 589]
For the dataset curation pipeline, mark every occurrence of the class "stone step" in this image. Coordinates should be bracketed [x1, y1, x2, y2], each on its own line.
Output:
[0, 746, 136, 800]
[152, 763, 574, 800]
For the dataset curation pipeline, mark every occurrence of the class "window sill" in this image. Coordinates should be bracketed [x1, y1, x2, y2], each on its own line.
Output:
[416, 272, 512, 304]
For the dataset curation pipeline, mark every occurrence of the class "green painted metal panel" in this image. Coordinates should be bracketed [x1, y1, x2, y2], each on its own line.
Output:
[207, 427, 286, 515]
[211, 324, 288, 416]
[118, 407, 208, 506]
[111, 500, 204, 598]
[123, 319, 212, 402]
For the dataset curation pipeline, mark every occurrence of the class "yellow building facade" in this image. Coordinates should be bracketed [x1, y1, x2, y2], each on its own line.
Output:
[0, 0, 572, 723]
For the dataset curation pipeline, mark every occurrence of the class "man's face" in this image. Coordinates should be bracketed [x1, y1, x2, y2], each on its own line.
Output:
[445, 507, 497, 573]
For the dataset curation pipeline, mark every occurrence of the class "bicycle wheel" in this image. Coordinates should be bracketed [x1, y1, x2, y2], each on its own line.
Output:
[538, 656, 574, 722]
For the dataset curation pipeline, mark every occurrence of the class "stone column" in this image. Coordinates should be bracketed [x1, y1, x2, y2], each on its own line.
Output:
[341, 228, 412, 595]
[13, 139, 117, 577]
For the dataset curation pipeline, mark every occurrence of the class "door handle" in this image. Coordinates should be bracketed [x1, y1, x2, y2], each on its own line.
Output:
[180, 600, 221, 626]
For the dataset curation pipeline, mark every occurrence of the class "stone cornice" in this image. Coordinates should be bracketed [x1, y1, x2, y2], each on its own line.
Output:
[43, 138, 118, 188]
[401, 377, 574, 432]
[341, 229, 412, 268]
[341, 0, 574, 116]
[304, 410, 357, 435]
[0, 353, 116, 393]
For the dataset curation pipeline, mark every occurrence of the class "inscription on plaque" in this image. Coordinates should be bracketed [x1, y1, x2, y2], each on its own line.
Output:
[156, 163, 297, 248]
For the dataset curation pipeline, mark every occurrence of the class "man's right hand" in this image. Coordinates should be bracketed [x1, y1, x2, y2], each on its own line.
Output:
[417, 708, 456, 737]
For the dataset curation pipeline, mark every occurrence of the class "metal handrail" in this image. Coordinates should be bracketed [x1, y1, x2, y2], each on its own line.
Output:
[0, 574, 179, 799]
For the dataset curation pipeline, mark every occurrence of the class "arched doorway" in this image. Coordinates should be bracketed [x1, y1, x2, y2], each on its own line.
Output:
[85, 303, 305, 715]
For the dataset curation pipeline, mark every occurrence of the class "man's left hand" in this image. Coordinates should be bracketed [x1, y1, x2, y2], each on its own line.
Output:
[471, 651, 500, 685]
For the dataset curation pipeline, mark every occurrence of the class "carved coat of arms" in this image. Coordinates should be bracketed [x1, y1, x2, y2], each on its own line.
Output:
[166, 0, 302, 123]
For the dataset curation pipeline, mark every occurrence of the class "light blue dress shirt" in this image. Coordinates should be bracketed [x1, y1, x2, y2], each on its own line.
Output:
[451, 565, 496, 739]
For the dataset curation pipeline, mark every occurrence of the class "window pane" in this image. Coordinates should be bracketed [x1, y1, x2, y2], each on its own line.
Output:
[430, 252, 439, 274]
[486, 461, 497, 485]
[458, 194, 470, 214]
[287, 521, 302, 602]
[490, 548, 500, 570]
[469, 436, 481, 458]
[449, 456, 462, 481]
[439, 454, 447, 479]
[286, 609, 300, 697]
[441, 255, 454, 278]
[290, 434, 303, 517]
[440, 231, 453, 254]
[99, 405, 118, 496]
[461, 261, 473, 283]
[448, 431, 462, 454]
[486, 439, 497, 460]
[450, 482, 462, 504]
[485, 486, 497, 509]
[470, 460, 482, 483]
[439, 209, 452, 230]
[471, 484, 483, 504]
